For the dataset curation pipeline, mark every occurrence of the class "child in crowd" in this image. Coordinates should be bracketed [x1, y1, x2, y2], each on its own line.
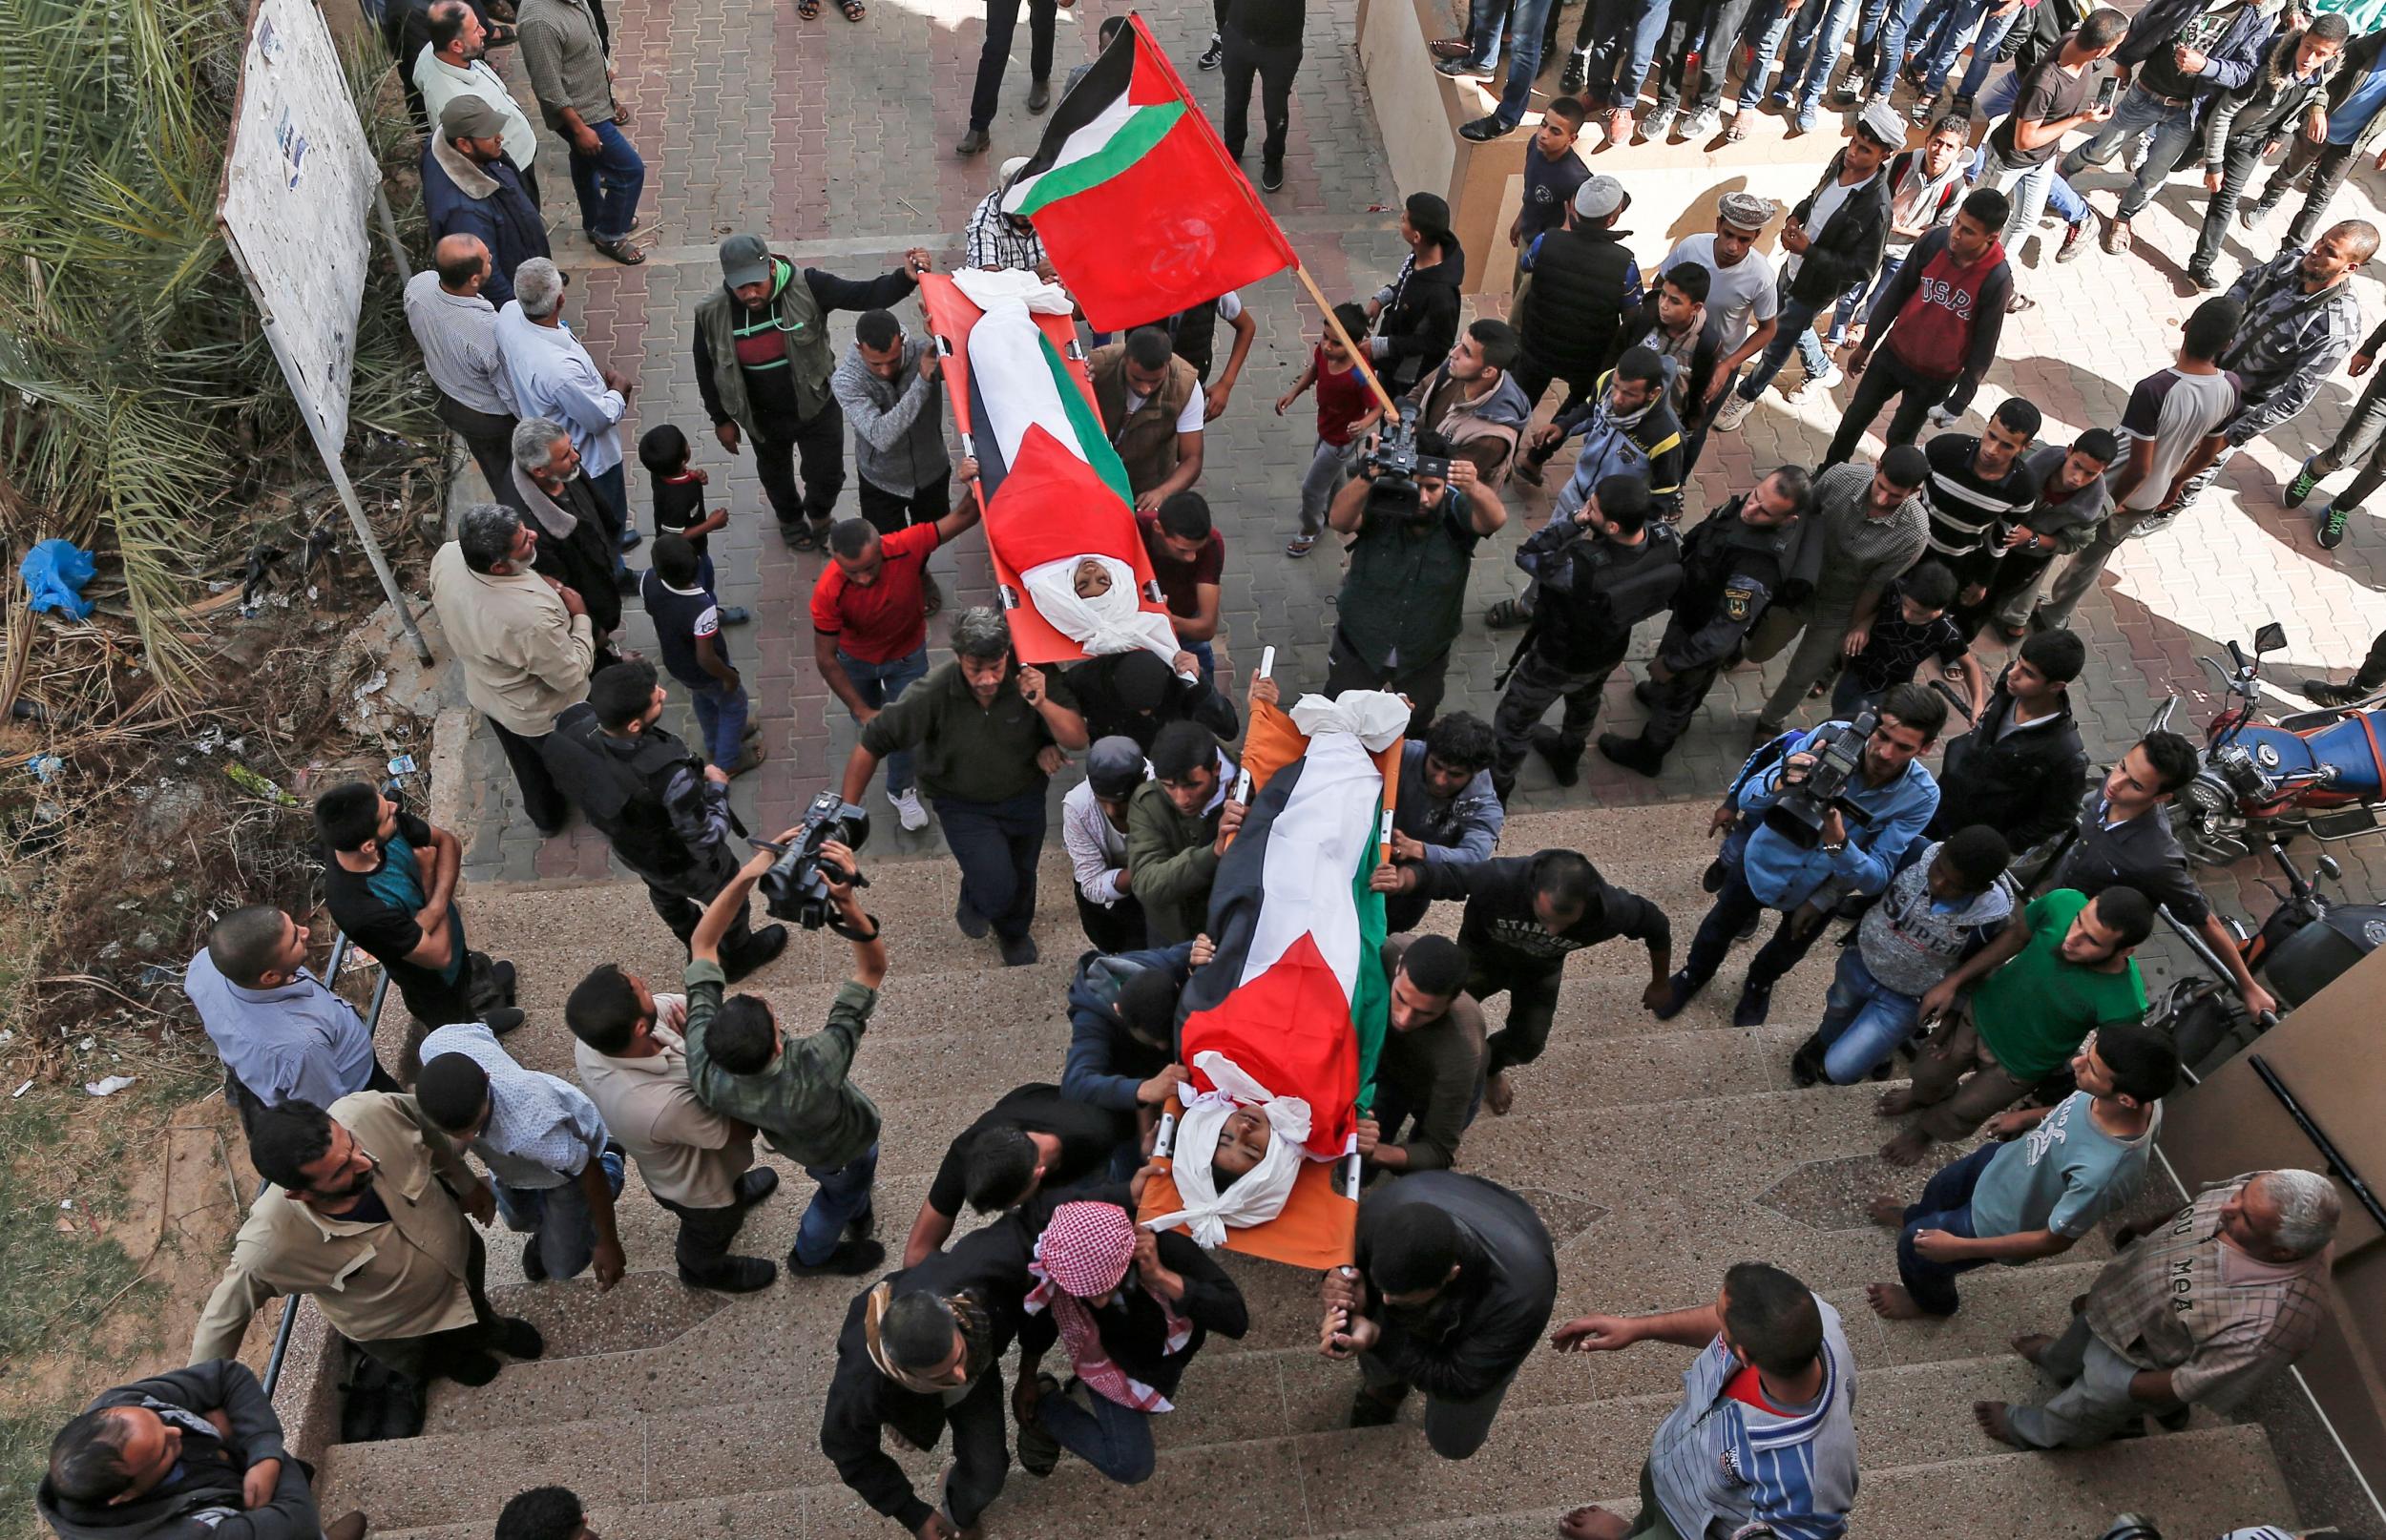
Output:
[1834, 560, 1987, 723]
[1828, 114, 1969, 356]
[640, 532, 760, 776]
[639, 424, 748, 626]
[1509, 97, 1590, 279]
[1276, 302, 1382, 558]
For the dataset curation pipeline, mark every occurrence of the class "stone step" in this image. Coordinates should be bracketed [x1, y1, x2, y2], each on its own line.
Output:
[324, 1350, 2243, 1533]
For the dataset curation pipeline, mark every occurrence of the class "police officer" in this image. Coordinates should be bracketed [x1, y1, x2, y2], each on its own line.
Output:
[1597, 466, 1813, 777]
[1490, 472, 1683, 800]
[542, 659, 790, 979]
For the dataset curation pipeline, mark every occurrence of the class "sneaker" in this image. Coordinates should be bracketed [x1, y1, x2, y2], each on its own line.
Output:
[1640, 104, 1677, 141]
[1603, 107, 1635, 145]
[1832, 69, 1869, 105]
[2187, 266, 2220, 292]
[998, 932, 1041, 967]
[1649, 968, 1704, 1021]
[1681, 105, 1721, 139]
[2239, 200, 2271, 230]
[1261, 158, 1285, 192]
[1528, 726, 1582, 786]
[1437, 55, 1496, 78]
[2301, 678, 2373, 707]
[1790, 103, 1818, 135]
[735, 1168, 781, 1206]
[956, 896, 991, 940]
[680, 1256, 777, 1292]
[1711, 391, 1756, 432]
[1925, 402, 1960, 429]
[722, 924, 790, 984]
[2285, 463, 2321, 505]
[2102, 216, 2132, 255]
[785, 1237, 888, 1277]
[1732, 979, 1773, 1028]
[1198, 32, 1223, 69]
[889, 785, 929, 831]
[1559, 49, 1588, 95]
[444, 1349, 503, 1386]
[718, 605, 752, 625]
[2318, 503, 2355, 550]
[956, 128, 991, 156]
[1808, 362, 1844, 392]
[1459, 114, 1520, 140]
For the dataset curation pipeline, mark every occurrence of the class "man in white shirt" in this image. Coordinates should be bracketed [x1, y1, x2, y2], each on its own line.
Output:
[413, 0, 539, 200]
[496, 257, 637, 550]
[1062, 737, 1150, 953]
[1658, 193, 1779, 470]
[405, 234, 528, 514]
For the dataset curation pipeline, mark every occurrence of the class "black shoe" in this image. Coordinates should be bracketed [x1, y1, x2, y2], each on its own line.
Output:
[444, 1349, 503, 1386]
[1026, 75, 1052, 113]
[1596, 732, 1665, 778]
[1459, 114, 1519, 141]
[735, 1168, 781, 1207]
[2187, 266, 2220, 292]
[494, 1318, 545, 1359]
[998, 933, 1041, 967]
[1649, 969, 1704, 1021]
[680, 1256, 778, 1292]
[1527, 726, 1582, 786]
[956, 128, 992, 156]
[1348, 1385, 1407, 1428]
[614, 568, 640, 595]
[521, 1238, 548, 1282]
[1731, 979, 1773, 1028]
[1733, 913, 1760, 943]
[956, 897, 991, 940]
[719, 605, 753, 626]
[1198, 33, 1223, 69]
[1018, 1375, 1064, 1476]
[2303, 678, 2373, 707]
[1700, 859, 1727, 894]
[619, 529, 643, 551]
[1261, 158, 1285, 192]
[480, 1005, 527, 1035]
[786, 1237, 888, 1277]
[1632, 678, 1663, 708]
[722, 923, 790, 984]
[847, 1201, 876, 1241]
[488, 959, 517, 999]
[1559, 50, 1587, 95]
[1788, 1033, 1827, 1088]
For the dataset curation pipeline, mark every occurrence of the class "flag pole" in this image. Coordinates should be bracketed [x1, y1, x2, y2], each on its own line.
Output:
[1290, 260, 1402, 421]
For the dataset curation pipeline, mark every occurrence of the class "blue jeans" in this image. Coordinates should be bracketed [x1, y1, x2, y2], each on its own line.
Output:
[567, 118, 646, 244]
[935, 786, 1048, 943]
[794, 1142, 878, 1266]
[1585, 0, 1671, 108]
[838, 646, 930, 796]
[1037, 1384, 1158, 1485]
[586, 462, 633, 573]
[1873, 0, 1938, 94]
[1895, 1140, 1994, 1314]
[2061, 83, 2195, 222]
[1829, 251, 1901, 343]
[1926, 0, 2019, 99]
[492, 1148, 626, 1280]
[1770, 0, 1858, 112]
[687, 677, 750, 769]
[1683, 863, 1827, 988]
[1812, 945, 1923, 1083]
[1828, 668, 1883, 721]
[1736, 278, 1836, 399]
[1737, 0, 1792, 107]
[1492, 0, 1560, 121]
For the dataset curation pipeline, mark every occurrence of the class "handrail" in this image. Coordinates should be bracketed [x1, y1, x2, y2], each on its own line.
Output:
[2247, 1053, 2386, 1237]
[259, 930, 393, 1399]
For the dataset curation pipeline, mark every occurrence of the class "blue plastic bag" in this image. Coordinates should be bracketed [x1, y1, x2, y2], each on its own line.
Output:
[22, 538, 96, 619]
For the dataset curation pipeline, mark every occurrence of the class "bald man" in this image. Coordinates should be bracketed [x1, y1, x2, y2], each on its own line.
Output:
[404, 233, 529, 512]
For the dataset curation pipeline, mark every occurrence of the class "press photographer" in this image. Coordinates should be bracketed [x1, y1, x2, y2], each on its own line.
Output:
[1322, 413, 1506, 730]
[544, 660, 791, 980]
[1653, 682, 1946, 1028]
[684, 831, 893, 1278]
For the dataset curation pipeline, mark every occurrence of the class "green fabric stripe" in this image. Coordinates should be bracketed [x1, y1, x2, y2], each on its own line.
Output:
[1347, 794, 1389, 1114]
[1013, 101, 1188, 217]
[1039, 333, 1138, 507]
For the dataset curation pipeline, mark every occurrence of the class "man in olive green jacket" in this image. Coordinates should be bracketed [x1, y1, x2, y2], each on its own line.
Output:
[1126, 720, 1244, 947]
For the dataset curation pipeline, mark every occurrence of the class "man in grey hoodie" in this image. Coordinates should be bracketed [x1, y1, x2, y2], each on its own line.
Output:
[832, 309, 954, 612]
[1406, 319, 1537, 492]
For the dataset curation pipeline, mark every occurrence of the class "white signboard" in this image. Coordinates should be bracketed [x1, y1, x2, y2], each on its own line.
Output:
[219, 0, 379, 449]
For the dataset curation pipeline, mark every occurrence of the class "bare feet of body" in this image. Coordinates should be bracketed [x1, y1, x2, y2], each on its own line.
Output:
[1866, 1194, 1906, 1227]
[1974, 1399, 2026, 1447]
[1875, 1087, 1915, 1117]
[1879, 1129, 1931, 1166]
[1867, 1282, 1926, 1320]
[2011, 1332, 2053, 1365]
[1559, 1506, 1631, 1540]
[1486, 1070, 1516, 1116]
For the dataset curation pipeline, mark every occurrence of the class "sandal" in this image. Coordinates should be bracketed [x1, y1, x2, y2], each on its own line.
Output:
[1485, 597, 1534, 630]
[796, 0, 819, 14]
[1286, 534, 1317, 557]
[1725, 116, 1750, 143]
[591, 239, 646, 266]
[839, 0, 864, 17]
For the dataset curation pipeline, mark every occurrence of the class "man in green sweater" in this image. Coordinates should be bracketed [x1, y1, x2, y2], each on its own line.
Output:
[683, 835, 890, 1277]
[1126, 718, 1250, 947]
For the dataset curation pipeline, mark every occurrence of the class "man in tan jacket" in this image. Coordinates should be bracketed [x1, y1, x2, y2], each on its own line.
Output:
[191, 1093, 544, 1386]
[428, 501, 596, 837]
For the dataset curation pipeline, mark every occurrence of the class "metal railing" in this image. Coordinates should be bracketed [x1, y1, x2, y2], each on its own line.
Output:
[2246, 1053, 2386, 1236]
[259, 929, 393, 1400]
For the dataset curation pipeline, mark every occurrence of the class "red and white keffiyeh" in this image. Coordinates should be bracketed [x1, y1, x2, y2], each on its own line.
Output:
[1025, 1201, 1192, 1413]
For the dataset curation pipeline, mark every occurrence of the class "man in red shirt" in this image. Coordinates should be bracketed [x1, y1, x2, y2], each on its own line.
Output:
[811, 459, 984, 831]
[1140, 490, 1226, 682]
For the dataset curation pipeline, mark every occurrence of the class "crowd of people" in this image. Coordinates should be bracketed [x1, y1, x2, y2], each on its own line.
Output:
[37, 0, 2386, 1534]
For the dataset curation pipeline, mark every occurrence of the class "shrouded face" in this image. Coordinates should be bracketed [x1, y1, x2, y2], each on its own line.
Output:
[1212, 1107, 1271, 1176]
[1072, 558, 1114, 599]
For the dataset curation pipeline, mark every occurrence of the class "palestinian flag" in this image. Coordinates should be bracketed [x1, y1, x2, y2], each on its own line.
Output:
[915, 272, 1169, 664]
[1001, 14, 1297, 332]
[1175, 692, 1410, 1159]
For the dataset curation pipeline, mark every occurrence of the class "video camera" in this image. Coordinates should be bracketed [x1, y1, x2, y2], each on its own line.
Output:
[755, 789, 871, 931]
[1361, 401, 1452, 522]
[1761, 709, 1876, 849]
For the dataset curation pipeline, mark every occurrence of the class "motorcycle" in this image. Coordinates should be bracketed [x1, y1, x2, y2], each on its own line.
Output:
[2150, 620, 2386, 866]
[2151, 835, 2386, 1076]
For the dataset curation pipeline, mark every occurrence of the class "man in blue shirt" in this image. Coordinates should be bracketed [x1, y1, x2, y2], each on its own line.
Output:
[2248, 27, 2386, 247]
[184, 908, 391, 1120]
[1656, 681, 1945, 1029]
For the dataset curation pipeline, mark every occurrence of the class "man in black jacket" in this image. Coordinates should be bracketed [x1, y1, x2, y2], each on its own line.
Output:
[1366, 194, 1468, 394]
[1014, 1197, 1248, 1483]
[1219, 0, 1306, 191]
[2187, 19, 2350, 287]
[1929, 629, 2090, 859]
[40, 1361, 365, 1540]
[1512, 176, 1642, 417]
[2246, 24, 2386, 248]
[1711, 104, 1898, 432]
[1063, 648, 1239, 754]
[819, 1223, 1033, 1538]
[1371, 848, 1672, 1114]
[1320, 1171, 1558, 1460]
[540, 661, 789, 979]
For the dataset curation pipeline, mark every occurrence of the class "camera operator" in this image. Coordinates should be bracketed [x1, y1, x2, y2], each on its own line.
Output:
[1654, 682, 1946, 1029]
[543, 660, 790, 980]
[1323, 425, 1506, 731]
[1597, 466, 1812, 778]
[685, 833, 892, 1278]
[1489, 471, 1683, 800]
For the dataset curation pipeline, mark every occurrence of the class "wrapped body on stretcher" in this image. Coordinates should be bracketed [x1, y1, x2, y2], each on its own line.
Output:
[1141, 1051, 1358, 1249]
[1020, 553, 1194, 679]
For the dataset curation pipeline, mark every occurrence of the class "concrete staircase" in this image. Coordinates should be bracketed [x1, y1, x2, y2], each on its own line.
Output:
[314, 801, 2303, 1538]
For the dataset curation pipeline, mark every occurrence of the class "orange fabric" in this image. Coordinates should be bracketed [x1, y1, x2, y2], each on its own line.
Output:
[1136, 1095, 1357, 1269]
